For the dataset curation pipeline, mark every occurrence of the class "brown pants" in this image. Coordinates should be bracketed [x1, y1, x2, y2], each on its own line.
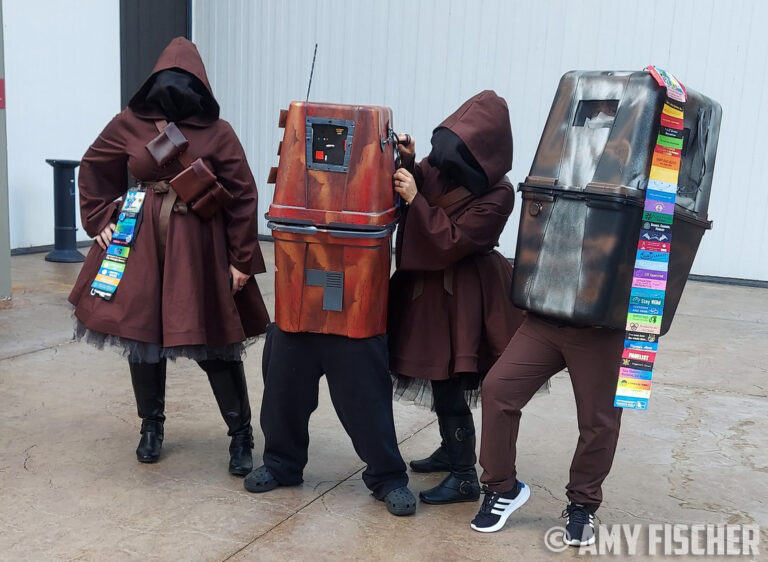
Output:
[479, 315, 625, 511]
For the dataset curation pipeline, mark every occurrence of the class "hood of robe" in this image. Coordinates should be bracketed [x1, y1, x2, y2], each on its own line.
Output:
[128, 37, 220, 125]
[429, 90, 513, 194]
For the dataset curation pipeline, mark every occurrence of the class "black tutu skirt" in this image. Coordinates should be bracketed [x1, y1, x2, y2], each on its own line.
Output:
[391, 372, 483, 411]
[391, 372, 551, 411]
[74, 319, 256, 364]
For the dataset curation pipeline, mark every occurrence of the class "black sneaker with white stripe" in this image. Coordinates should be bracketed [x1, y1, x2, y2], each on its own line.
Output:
[562, 503, 596, 546]
[470, 481, 530, 533]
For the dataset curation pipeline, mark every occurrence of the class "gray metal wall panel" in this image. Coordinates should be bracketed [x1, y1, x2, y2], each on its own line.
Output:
[120, 0, 191, 108]
[194, 0, 768, 281]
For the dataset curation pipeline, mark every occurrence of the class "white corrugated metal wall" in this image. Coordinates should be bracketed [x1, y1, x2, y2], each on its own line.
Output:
[193, 0, 768, 281]
[4, 0, 121, 249]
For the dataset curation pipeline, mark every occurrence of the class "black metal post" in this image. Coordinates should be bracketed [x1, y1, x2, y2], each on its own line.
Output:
[45, 159, 84, 263]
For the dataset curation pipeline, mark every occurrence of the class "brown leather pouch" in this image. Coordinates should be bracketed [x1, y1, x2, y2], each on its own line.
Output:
[191, 182, 235, 219]
[146, 123, 189, 167]
[169, 158, 217, 203]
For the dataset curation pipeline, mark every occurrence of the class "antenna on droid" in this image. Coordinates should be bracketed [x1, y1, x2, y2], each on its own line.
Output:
[306, 43, 318, 101]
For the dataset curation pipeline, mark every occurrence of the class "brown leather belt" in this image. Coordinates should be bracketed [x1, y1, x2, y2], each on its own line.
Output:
[412, 267, 453, 300]
[142, 180, 187, 264]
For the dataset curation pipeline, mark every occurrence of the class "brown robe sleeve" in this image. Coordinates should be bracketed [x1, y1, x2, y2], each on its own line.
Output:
[212, 121, 266, 276]
[78, 113, 129, 237]
[398, 179, 515, 271]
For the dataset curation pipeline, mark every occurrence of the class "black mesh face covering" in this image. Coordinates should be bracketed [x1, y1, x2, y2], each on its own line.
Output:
[144, 69, 208, 122]
[427, 128, 488, 194]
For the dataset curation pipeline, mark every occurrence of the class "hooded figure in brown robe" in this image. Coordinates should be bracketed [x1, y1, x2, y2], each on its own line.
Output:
[68, 37, 269, 475]
[388, 90, 525, 504]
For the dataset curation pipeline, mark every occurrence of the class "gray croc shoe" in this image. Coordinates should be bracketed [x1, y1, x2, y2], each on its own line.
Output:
[244, 465, 280, 493]
[383, 486, 417, 516]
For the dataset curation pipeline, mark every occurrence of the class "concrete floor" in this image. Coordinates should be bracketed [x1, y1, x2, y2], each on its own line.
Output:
[0, 243, 766, 561]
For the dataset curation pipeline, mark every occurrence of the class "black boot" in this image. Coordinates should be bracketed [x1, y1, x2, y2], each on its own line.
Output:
[409, 443, 450, 473]
[129, 361, 166, 463]
[419, 414, 481, 504]
[410, 416, 450, 472]
[228, 430, 254, 477]
[200, 360, 254, 476]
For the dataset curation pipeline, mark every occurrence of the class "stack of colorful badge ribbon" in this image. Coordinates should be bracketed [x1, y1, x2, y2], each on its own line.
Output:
[90, 189, 146, 301]
[614, 66, 687, 410]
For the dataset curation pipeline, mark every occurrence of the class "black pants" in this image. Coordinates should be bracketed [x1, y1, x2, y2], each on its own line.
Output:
[260, 324, 408, 499]
[431, 377, 472, 417]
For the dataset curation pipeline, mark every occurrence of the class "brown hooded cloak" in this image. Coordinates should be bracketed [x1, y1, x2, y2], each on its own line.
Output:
[68, 38, 269, 352]
[388, 91, 524, 395]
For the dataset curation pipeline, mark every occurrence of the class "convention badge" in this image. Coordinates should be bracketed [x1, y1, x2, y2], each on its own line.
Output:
[112, 218, 137, 244]
[629, 324, 661, 336]
[635, 259, 669, 272]
[664, 97, 686, 114]
[90, 275, 117, 300]
[643, 211, 674, 224]
[651, 152, 681, 174]
[111, 189, 146, 247]
[630, 287, 666, 298]
[121, 190, 146, 213]
[638, 240, 671, 252]
[629, 304, 664, 316]
[649, 167, 680, 184]
[625, 321, 661, 336]
[626, 312, 663, 326]
[633, 269, 667, 282]
[622, 348, 657, 366]
[107, 244, 130, 263]
[94, 273, 120, 287]
[622, 355, 656, 370]
[624, 336, 659, 351]
[116, 217, 137, 230]
[625, 359, 656, 370]
[659, 125, 684, 140]
[630, 299, 665, 310]
[647, 178, 678, 193]
[98, 267, 123, 280]
[637, 250, 670, 262]
[644, 199, 675, 214]
[101, 260, 125, 274]
[90, 188, 145, 301]
[624, 335, 659, 351]
[646, 187, 677, 203]
[618, 377, 653, 392]
[614, 386, 651, 400]
[632, 278, 667, 291]
[91, 280, 116, 293]
[629, 295, 665, 308]
[655, 133, 683, 151]
[615, 397, 649, 410]
[659, 110, 684, 130]
[644, 220, 672, 232]
[639, 229, 672, 244]
[645, 223, 672, 235]
[616, 66, 686, 410]
[619, 366, 654, 380]
[626, 331, 659, 344]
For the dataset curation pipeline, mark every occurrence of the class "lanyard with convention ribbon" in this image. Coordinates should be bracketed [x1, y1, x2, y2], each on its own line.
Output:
[614, 66, 687, 411]
[90, 189, 146, 300]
